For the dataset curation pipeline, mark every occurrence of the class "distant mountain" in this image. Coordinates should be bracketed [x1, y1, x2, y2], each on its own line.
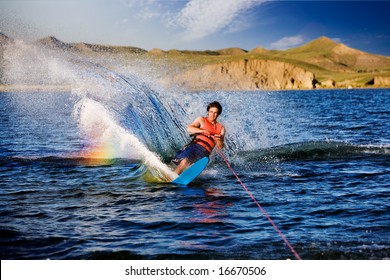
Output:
[275, 36, 390, 72]
[216, 48, 247, 55]
[6, 34, 390, 72]
[160, 36, 390, 90]
[36, 36, 147, 54]
[1, 34, 389, 89]
[37, 36, 74, 50]
[249, 47, 267, 54]
[0, 33, 13, 46]
[148, 36, 390, 73]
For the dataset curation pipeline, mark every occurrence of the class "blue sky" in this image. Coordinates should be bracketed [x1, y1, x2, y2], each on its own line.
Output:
[1, 0, 389, 55]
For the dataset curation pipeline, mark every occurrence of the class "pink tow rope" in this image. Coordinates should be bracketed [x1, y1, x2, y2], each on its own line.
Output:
[216, 147, 302, 260]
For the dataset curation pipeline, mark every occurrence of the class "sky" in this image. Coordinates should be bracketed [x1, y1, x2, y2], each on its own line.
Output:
[0, 0, 389, 55]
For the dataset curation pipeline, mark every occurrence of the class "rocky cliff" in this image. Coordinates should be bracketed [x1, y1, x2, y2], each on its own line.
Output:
[159, 37, 390, 90]
[373, 76, 390, 87]
[166, 59, 315, 90]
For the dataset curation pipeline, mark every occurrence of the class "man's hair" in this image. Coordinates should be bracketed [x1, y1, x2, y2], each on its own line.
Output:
[207, 101, 222, 115]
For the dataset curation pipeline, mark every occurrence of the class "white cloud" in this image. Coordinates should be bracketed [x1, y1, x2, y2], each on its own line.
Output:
[270, 35, 305, 50]
[121, 0, 166, 20]
[121, 0, 159, 9]
[119, 0, 269, 47]
[117, 18, 129, 24]
[227, 16, 252, 34]
[173, 0, 266, 40]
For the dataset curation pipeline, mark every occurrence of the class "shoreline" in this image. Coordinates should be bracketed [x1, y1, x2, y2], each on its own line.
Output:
[0, 84, 71, 93]
[0, 84, 388, 93]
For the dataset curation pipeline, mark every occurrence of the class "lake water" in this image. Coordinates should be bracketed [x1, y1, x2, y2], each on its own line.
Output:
[0, 43, 389, 259]
[1, 86, 388, 260]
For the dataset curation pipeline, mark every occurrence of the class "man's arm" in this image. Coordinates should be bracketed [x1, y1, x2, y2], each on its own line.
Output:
[187, 116, 205, 135]
[213, 126, 225, 149]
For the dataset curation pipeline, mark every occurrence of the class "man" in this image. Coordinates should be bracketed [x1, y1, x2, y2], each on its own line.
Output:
[172, 101, 225, 174]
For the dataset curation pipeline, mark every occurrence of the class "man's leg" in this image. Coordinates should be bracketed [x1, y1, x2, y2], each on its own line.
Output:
[174, 158, 190, 175]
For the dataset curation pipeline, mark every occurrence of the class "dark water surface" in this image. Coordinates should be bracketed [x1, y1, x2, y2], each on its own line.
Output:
[0, 89, 389, 260]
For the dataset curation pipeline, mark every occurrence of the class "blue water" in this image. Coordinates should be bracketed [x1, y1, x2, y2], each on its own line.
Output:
[0, 44, 389, 259]
[1, 87, 389, 260]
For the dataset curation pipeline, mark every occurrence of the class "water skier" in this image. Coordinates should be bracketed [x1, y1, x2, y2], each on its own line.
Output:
[172, 101, 225, 174]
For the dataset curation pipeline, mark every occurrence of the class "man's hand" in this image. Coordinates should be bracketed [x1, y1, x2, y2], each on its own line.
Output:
[202, 130, 211, 137]
[212, 134, 223, 140]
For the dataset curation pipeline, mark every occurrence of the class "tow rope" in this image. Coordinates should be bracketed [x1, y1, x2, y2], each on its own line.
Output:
[216, 146, 302, 260]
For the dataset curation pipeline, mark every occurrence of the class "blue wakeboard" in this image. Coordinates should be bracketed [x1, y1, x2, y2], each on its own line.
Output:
[172, 157, 209, 185]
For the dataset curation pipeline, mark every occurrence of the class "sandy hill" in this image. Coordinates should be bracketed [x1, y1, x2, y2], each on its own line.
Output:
[149, 36, 390, 74]
[1, 34, 390, 89]
[156, 36, 390, 89]
[153, 49, 220, 56]
[37, 36, 74, 50]
[33, 35, 390, 74]
[150, 47, 247, 56]
[37, 36, 147, 54]
[249, 47, 267, 54]
[216, 48, 247, 55]
[278, 36, 390, 72]
[0, 33, 13, 46]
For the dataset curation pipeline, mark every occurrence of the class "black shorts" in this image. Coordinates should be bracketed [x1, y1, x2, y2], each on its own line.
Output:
[172, 143, 210, 165]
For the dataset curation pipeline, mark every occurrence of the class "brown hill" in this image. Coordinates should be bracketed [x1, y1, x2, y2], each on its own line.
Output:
[33, 35, 390, 75]
[37, 36, 74, 50]
[156, 49, 219, 56]
[280, 36, 390, 72]
[149, 48, 245, 56]
[149, 48, 166, 55]
[216, 48, 247, 55]
[36, 36, 147, 54]
[72, 42, 147, 54]
[157, 37, 390, 90]
[249, 47, 267, 54]
[168, 59, 316, 90]
[0, 33, 13, 46]
[1, 34, 390, 89]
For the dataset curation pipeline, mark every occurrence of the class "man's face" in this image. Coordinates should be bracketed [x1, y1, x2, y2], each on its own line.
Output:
[208, 107, 219, 122]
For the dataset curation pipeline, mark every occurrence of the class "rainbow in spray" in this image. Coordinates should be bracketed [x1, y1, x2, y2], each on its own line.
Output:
[74, 97, 177, 182]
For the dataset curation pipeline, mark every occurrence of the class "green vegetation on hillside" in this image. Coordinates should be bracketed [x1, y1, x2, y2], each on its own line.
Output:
[1, 34, 390, 89]
[146, 36, 390, 87]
